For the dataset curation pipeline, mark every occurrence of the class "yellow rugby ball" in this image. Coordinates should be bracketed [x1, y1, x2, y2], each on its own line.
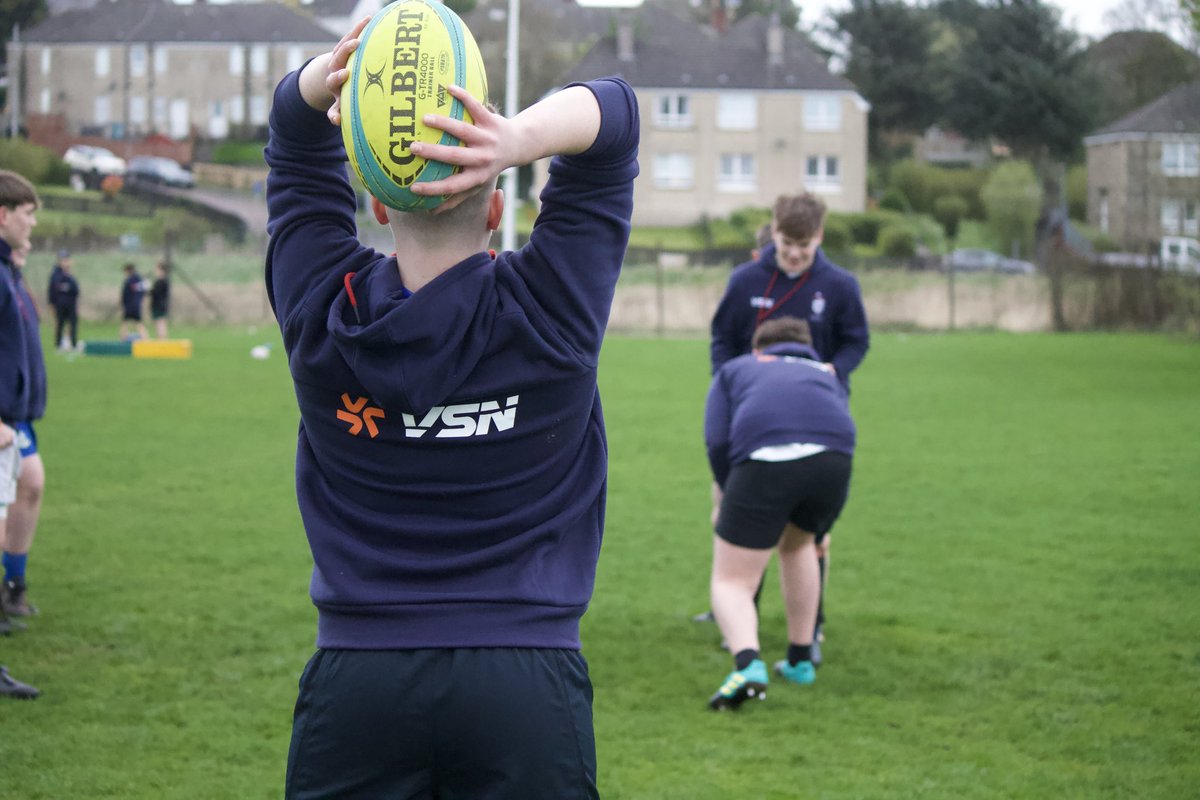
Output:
[340, 0, 488, 211]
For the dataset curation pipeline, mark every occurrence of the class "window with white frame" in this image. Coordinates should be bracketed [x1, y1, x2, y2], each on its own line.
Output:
[1162, 141, 1200, 177]
[130, 45, 147, 78]
[96, 47, 110, 78]
[1164, 198, 1199, 236]
[251, 95, 268, 125]
[287, 46, 304, 74]
[655, 93, 692, 129]
[39, 88, 50, 113]
[803, 95, 841, 132]
[154, 47, 168, 75]
[230, 46, 245, 76]
[251, 45, 269, 76]
[95, 95, 110, 125]
[1099, 194, 1109, 234]
[40, 48, 50, 75]
[653, 153, 694, 190]
[717, 93, 757, 130]
[230, 95, 245, 124]
[717, 153, 756, 192]
[805, 155, 840, 192]
[153, 96, 168, 129]
[130, 95, 147, 125]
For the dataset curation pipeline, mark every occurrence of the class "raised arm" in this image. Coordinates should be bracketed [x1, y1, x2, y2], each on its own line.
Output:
[406, 83, 602, 210]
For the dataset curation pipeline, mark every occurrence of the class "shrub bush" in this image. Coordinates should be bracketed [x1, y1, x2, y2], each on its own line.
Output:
[210, 141, 267, 166]
[0, 138, 68, 185]
[933, 195, 970, 240]
[844, 212, 888, 246]
[886, 158, 987, 219]
[878, 225, 917, 258]
[820, 216, 852, 253]
[879, 188, 910, 213]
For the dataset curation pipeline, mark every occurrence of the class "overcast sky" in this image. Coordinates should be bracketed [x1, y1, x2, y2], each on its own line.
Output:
[797, 0, 1193, 45]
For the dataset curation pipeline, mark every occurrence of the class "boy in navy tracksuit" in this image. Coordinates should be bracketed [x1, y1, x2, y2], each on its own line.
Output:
[0, 172, 46, 694]
[265, 19, 637, 799]
[2, 237, 47, 621]
[704, 317, 856, 709]
[705, 193, 870, 660]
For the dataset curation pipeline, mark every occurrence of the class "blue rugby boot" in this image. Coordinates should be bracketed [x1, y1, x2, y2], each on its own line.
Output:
[708, 659, 768, 710]
[773, 659, 816, 686]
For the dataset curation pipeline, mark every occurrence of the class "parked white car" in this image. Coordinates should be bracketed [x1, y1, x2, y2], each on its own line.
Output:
[62, 145, 127, 177]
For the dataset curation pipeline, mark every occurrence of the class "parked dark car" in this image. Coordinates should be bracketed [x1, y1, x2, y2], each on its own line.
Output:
[948, 248, 1035, 274]
[127, 156, 195, 188]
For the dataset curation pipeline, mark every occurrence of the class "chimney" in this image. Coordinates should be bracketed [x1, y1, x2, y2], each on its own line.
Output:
[617, 12, 635, 62]
[767, 12, 783, 65]
[710, 0, 728, 34]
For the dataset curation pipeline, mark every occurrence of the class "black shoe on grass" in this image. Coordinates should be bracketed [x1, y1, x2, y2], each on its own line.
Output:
[0, 666, 40, 699]
[2, 579, 39, 617]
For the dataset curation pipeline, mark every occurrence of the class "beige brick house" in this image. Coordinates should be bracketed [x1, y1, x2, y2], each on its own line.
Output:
[538, 4, 869, 227]
[7, 0, 335, 143]
[1084, 82, 1200, 251]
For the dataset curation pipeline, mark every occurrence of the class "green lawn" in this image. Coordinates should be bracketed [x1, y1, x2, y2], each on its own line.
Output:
[2, 328, 1198, 798]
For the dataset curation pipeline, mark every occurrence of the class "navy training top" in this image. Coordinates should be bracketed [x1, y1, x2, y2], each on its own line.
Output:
[705, 342, 856, 487]
[710, 243, 870, 387]
[265, 71, 639, 650]
[0, 241, 33, 423]
[121, 273, 145, 316]
[0, 244, 45, 423]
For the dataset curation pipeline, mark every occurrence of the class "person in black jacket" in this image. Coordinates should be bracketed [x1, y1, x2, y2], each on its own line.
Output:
[150, 261, 170, 339]
[49, 250, 80, 350]
[118, 263, 148, 340]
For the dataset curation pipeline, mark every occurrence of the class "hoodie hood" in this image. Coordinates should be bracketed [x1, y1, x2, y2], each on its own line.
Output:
[327, 252, 498, 412]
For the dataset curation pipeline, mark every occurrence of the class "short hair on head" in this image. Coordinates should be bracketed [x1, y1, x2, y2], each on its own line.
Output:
[752, 316, 812, 350]
[123, 262, 136, 273]
[385, 178, 497, 249]
[0, 170, 39, 210]
[773, 193, 826, 241]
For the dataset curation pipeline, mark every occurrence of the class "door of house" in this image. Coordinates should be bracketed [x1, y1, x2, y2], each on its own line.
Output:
[169, 99, 189, 139]
[208, 100, 229, 139]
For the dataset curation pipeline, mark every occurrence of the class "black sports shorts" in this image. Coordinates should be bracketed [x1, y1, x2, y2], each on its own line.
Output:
[285, 647, 598, 800]
[716, 451, 852, 549]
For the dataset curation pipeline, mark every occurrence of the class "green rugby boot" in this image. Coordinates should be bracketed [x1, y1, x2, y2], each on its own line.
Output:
[708, 659, 768, 710]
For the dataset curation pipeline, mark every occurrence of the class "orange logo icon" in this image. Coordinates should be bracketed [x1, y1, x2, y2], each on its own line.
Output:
[337, 394, 385, 438]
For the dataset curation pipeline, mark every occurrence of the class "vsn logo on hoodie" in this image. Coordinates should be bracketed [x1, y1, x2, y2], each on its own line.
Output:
[400, 395, 520, 439]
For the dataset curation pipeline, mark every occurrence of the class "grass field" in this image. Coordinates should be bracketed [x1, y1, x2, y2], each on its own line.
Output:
[2, 327, 1198, 799]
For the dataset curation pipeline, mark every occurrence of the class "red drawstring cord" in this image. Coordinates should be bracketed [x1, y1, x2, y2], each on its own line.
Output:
[755, 269, 811, 328]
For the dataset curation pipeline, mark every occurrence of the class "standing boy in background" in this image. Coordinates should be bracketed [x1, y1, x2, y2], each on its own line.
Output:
[150, 261, 171, 339]
[50, 249, 80, 350]
[266, 17, 638, 799]
[119, 263, 148, 340]
[0, 175, 48, 623]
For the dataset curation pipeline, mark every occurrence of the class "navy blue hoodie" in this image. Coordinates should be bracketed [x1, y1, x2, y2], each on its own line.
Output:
[265, 71, 639, 650]
[0, 242, 45, 423]
[705, 342, 856, 487]
[710, 244, 870, 386]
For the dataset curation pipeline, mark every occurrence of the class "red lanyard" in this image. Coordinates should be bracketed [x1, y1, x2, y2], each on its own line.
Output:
[755, 269, 811, 328]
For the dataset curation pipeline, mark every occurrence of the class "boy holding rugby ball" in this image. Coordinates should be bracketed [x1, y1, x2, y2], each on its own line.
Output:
[266, 13, 638, 799]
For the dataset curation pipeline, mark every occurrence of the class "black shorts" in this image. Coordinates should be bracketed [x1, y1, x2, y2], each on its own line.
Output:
[123, 310, 142, 322]
[716, 451, 852, 549]
[286, 647, 598, 799]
